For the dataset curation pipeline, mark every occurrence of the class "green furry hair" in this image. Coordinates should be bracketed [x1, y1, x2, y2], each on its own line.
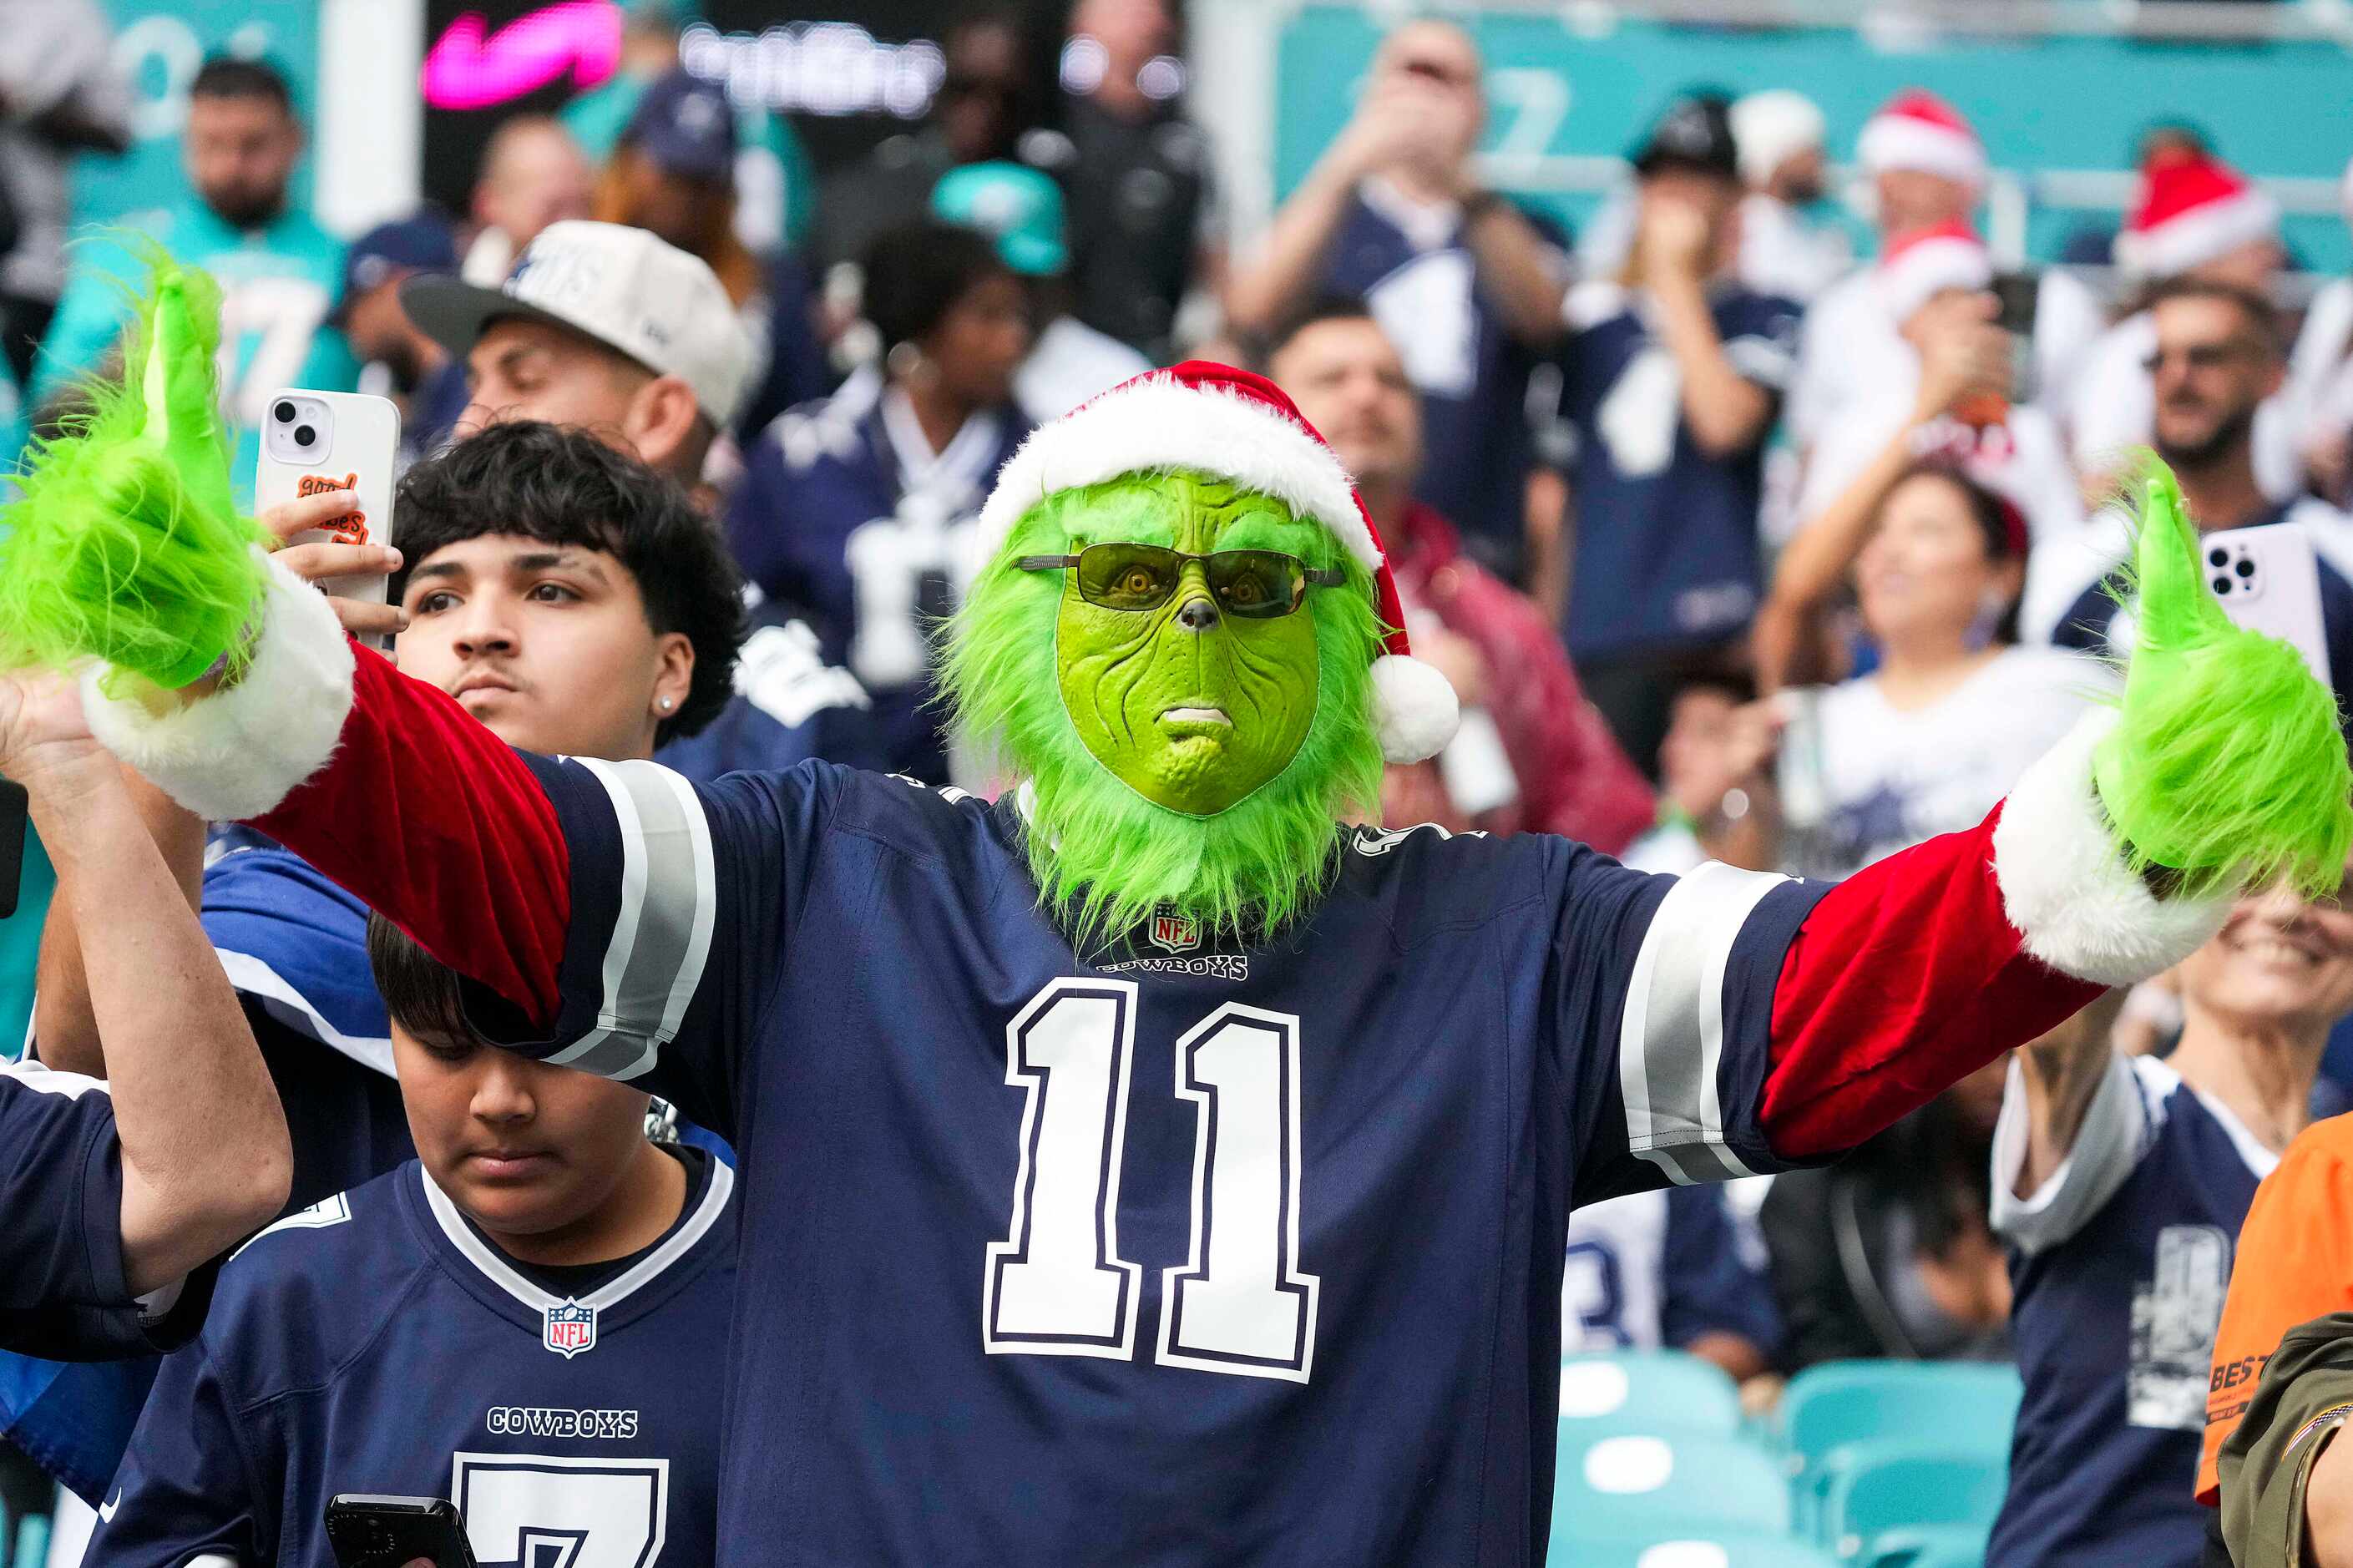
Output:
[0, 245, 270, 690]
[941, 476, 1387, 952]
[2092, 458, 2353, 897]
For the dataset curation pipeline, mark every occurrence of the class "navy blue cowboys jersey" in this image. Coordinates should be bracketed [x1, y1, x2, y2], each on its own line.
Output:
[0, 1060, 217, 1360]
[1564, 1186, 1782, 1358]
[461, 758, 1830, 1564]
[1555, 281, 1799, 665]
[89, 1154, 736, 1568]
[726, 372, 1031, 781]
[1989, 1053, 2278, 1566]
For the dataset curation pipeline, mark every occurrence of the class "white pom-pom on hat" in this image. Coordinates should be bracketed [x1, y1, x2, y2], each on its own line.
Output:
[974, 361, 1463, 762]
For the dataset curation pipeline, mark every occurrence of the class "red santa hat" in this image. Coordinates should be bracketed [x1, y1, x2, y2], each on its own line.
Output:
[1877, 220, 1992, 324]
[1857, 89, 1986, 189]
[2114, 156, 2279, 279]
[971, 362, 1460, 764]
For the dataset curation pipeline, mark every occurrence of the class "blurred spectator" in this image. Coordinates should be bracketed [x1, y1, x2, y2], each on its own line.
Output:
[1266, 296, 1653, 853]
[593, 68, 827, 442]
[1031, 0, 1222, 362]
[1764, 224, 2087, 687]
[334, 215, 466, 465]
[563, 0, 815, 258]
[406, 220, 748, 488]
[1989, 862, 2353, 1566]
[0, 0, 129, 387]
[1762, 1055, 2021, 1369]
[2290, 155, 2353, 506]
[1729, 89, 1850, 304]
[1565, 1187, 1782, 1382]
[728, 221, 1031, 782]
[2047, 280, 2353, 716]
[400, 226, 868, 777]
[814, 15, 1037, 288]
[1788, 90, 2099, 458]
[2058, 120, 2212, 267]
[932, 159, 1149, 421]
[2072, 154, 2300, 498]
[33, 55, 359, 488]
[1554, 94, 1795, 779]
[1224, 20, 1567, 583]
[1767, 463, 2104, 881]
[88, 913, 736, 1568]
[1620, 674, 1777, 875]
[458, 115, 594, 286]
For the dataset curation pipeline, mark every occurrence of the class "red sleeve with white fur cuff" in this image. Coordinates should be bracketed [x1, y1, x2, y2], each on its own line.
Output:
[79, 548, 355, 822]
[1758, 708, 2229, 1161]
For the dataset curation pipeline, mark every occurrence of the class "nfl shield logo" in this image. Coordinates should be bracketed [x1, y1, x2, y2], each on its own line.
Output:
[544, 1300, 596, 1358]
[1146, 907, 1200, 956]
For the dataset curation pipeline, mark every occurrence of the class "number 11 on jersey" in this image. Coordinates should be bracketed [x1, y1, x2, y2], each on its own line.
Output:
[983, 979, 1322, 1383]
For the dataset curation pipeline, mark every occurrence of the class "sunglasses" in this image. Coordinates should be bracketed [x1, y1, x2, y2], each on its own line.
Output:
[1015, 544, 1345, 619]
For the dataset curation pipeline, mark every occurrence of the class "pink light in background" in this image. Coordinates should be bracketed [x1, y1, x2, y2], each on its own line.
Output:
[422, 1, 623, 111]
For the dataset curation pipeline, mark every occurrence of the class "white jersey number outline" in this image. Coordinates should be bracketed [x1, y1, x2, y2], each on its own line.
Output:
[451, 1451, 669, 1568]
[984, 979, 1321, 1383]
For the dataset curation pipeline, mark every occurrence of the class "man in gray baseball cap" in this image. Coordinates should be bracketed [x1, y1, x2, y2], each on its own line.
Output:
[402, 219, 751, 484]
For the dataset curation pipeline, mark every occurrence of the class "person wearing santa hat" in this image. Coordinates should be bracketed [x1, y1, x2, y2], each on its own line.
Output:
[1730, 89, 1851, 305]
[1786, 89, 2100, 461]
[1761, 221, 2089, 688]
[2069, 153, 2300, 501]
[35, 245, 2353, 1559]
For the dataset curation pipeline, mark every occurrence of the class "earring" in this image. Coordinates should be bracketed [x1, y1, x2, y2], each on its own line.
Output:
[658, 696, 675, 712]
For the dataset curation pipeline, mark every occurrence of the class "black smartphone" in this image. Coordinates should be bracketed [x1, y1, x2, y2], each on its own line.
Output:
[1991, 270, 2041, 401]
[324, 1495, 477, 1568]
[0, 777, 26, 922]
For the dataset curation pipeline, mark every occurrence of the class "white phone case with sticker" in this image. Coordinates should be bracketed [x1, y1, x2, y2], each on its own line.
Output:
[2200, 523, 2332, 690]
[252, 389, 401, 605]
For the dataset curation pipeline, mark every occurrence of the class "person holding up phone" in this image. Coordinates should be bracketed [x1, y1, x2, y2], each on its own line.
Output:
[0, 669, 290, 1359]
[86, 910, 735, 1568]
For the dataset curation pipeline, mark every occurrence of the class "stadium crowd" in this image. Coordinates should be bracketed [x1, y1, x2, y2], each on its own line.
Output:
[7, 1, 2353, 1565]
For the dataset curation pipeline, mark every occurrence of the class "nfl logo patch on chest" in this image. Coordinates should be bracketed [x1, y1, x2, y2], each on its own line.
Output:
[544, 1300, 597, 1358]
[1148, 908, 1200, 955]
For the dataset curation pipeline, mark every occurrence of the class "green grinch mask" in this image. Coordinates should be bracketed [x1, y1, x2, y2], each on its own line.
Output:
[1048, 473, 1325, 815]
[943, 468, 1388, 948]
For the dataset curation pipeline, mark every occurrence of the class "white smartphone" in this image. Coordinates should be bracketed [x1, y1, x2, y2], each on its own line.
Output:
[253, 389, 402, 606]
[2201, 523, 2333, 691]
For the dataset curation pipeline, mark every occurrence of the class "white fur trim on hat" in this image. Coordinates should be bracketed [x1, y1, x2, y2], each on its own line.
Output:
[2114, 186, 2280, 279]
[1878, 234, 1992, 323]
[972, 373, 1376, 569]
[83, 548, 357, 822]
[1731, 90, 1824, 187]
[1857, 115, 1985, 187]
[1370, 652, 1461, 765]
[1991, 707, 2230, 986]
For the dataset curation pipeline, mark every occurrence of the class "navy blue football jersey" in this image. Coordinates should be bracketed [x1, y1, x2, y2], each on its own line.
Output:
[89, 1156, 736, 1568]
[1556, 281, 1799, 665]
[1564, 1186, 1782, 1357]
[653, 609, 881, 781]
[725, 373, 1031, 781]
[462, 757, 1830, 1564]
[1990, 1053, 2276, 1566]
[0, 1060, 216, 1360]
[1320, 189, 1567, 579]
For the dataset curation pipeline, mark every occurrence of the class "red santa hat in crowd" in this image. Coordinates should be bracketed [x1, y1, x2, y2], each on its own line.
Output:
[1857, 89, 1986, 189]
[2114, 155, 2280, 279]
[971, 362, 1460, 765]
[1876, 220, 1993, 324]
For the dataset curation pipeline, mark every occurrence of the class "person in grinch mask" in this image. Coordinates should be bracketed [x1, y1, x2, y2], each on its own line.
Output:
[1, 260, 2347, 1565]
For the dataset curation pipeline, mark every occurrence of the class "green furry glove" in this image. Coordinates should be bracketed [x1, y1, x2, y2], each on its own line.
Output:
[0, 251, 271, 691]
[2091, 465, 2352, 899]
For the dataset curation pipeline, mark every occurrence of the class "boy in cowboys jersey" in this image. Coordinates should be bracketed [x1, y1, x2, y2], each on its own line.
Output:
[86, 915, 736, 1568]
[19, 264, 2350, 1563]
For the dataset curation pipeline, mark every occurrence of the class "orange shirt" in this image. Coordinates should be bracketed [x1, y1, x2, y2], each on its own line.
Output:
[2199, 1114, 2353, 1505]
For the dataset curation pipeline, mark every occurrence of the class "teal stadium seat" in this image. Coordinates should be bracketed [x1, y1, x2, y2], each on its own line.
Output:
[1560, 1349, 1743, 1439]
[1775, 1363, 2017, 1538]
[1551, 1432, 1792, 1554]
[1567, 1535, 1843, 1568]
[1855, 1523, 1990, 1568]
[1819, 1444, 2006, 1560]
